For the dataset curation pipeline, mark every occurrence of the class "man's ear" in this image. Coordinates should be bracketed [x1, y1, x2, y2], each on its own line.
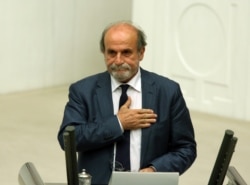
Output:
[138, 47, 145, 61]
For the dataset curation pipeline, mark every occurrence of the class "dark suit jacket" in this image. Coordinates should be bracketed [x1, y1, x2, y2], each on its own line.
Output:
[58, 68, 196, 185]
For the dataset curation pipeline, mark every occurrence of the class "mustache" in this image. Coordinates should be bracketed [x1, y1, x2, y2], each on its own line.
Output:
[110, 63, 131, 70]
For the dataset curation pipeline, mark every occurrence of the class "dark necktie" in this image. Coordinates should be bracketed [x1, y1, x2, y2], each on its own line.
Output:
[116, 84, 130, 171]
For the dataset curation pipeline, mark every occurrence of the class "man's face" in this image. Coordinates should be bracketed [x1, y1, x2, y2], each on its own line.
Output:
[103, 25, 145, 83]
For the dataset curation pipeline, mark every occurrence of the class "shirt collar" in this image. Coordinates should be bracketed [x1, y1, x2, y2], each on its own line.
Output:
[111, 69, 141, 92]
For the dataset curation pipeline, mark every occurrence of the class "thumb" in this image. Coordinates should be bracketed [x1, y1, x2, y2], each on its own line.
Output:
[123, 96, 131, 108]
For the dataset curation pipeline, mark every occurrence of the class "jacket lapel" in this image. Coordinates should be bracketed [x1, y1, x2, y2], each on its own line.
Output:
[140, 69, 157, 166]
[96, 72, 114, 118]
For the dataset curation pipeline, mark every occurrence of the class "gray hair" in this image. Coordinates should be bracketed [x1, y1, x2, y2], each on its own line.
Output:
[99, 21, 147, 53]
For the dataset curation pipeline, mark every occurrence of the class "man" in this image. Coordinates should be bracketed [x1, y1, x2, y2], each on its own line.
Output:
[58, 21, 196, 185]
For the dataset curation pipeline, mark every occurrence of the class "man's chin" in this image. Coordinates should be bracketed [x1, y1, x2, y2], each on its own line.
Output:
[112, 72, 131, 83]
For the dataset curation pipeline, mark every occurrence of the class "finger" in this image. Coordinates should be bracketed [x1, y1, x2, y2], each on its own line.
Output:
[139, 109, 154, 114]
[139, 117, 156, 127]
[142, 123, 151, 127]
[140, 113, 157, 120]
[133, 109, 156, 116]
[139, 167, 155, 172]
[138, 120, 153, 128]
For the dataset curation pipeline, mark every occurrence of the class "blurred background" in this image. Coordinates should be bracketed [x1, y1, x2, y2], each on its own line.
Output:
[0, 0, 249, 184]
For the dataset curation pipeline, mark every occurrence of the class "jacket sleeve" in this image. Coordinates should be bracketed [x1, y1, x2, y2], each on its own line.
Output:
[57, 82, 123, 152]
[150, 85, 197, 175]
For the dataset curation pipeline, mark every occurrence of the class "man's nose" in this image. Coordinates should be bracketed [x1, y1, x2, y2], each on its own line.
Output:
[114, 53, 123, 64]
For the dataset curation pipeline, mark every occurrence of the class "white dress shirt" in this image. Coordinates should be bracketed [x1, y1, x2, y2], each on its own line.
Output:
[111, 69, 142, 172]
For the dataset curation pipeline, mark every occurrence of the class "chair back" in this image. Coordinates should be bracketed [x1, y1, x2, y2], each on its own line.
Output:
[208, 129, 238, 185]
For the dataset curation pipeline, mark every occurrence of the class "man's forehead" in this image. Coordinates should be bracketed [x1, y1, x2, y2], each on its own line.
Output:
[105, 24, 137, 38]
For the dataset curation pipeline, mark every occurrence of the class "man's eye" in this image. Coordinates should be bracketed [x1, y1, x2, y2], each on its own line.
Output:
[122, 50, 132, 56]
[107, 50, 116, 57]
